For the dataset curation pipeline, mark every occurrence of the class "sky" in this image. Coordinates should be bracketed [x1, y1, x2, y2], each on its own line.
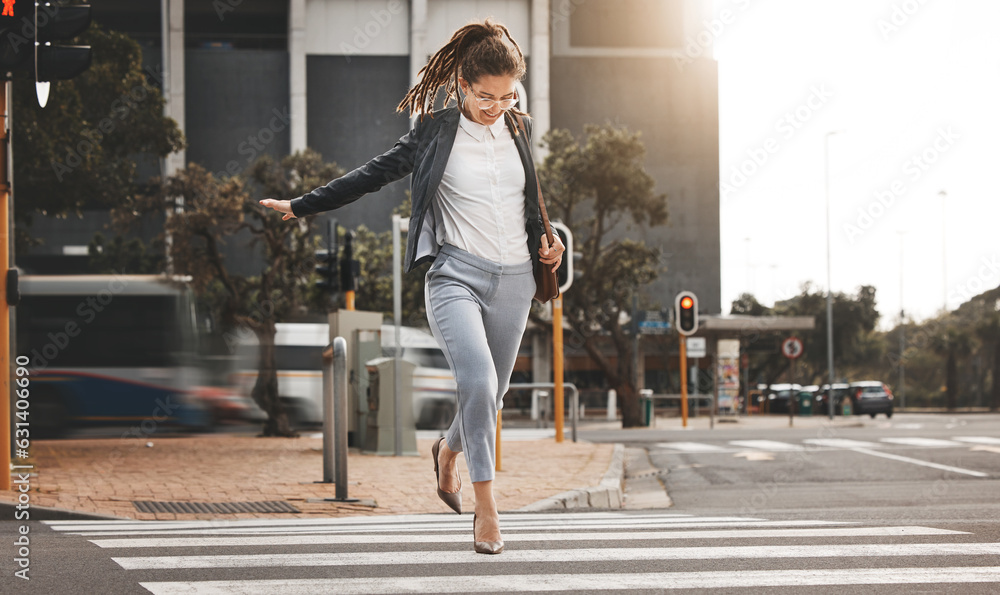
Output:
[713, 0, 1000, 329]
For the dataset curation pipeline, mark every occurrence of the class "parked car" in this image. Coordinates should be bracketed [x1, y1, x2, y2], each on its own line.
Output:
[763, 383, 802, 414]
[848, 381, 894, 418]
[814, 383, 851, 415]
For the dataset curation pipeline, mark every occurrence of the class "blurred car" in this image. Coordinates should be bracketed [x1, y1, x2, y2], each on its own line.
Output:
[763, 383, 802, 414]
[848, 381, 894, 418]
[191, 386, 267, 426]
[814, 383, 851, 415]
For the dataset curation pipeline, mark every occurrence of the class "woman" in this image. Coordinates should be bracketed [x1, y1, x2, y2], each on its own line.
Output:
[259, 17, 564, 554]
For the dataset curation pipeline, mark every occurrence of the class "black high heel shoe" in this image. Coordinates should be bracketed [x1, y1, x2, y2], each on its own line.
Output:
[473, 513, 504, 554]
[432, 437, 462, 514]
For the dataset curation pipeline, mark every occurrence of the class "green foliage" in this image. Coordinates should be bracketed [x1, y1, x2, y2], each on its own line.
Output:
[12, 22, 184, 251]
[537, 123, 668, 427]
[85, 232, 165, 274]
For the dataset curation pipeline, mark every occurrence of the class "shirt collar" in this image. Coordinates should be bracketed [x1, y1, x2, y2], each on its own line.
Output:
[458, 109, 506, 142]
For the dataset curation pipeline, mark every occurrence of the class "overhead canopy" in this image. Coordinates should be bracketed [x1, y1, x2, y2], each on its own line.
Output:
[699, 315, 816, 332]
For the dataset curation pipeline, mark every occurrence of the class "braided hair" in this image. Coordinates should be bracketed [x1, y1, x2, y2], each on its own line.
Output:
[397, 17, 528, 122]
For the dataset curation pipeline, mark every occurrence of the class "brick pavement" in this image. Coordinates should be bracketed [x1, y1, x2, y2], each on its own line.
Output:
[2, 432, 614, 521]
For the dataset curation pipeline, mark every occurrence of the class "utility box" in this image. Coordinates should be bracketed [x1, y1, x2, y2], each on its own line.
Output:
[364, 357, 418, 455]
[797, 393, 813, 416]
[329, 309, 382, 445]
[351, 328, 382, 450]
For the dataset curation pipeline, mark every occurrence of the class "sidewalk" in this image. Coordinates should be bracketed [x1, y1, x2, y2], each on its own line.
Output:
[2, 430, 615, 521]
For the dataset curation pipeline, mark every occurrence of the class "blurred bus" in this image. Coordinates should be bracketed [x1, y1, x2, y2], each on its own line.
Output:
[230, 323, 457, 430]
[16, 274, 213, 437]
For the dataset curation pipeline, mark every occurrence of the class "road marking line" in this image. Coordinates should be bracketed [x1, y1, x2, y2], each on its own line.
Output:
[88, 526, 961, 549]
[139, 567, 1000, 593]
[850, 447, 989, 477]
[970, 445, 1000, 455]
[879, 437, 965, 447]
[83, 520, 847, 540]
[804, 438, 882, 449]
[654, 442, 731, 452]
[728, 440, 805, 451]
[114, 543, 1000, 569]
[733, 451, 775, 460]
[953, 436, 1000, 445]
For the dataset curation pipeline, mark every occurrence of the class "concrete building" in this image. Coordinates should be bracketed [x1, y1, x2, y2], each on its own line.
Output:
[21, 0, 720, 397]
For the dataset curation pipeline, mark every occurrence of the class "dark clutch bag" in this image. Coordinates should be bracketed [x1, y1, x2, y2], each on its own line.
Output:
[512, 113, 560, 304]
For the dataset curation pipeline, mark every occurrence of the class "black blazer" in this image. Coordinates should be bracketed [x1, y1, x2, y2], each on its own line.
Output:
[290, 106, 545, 273]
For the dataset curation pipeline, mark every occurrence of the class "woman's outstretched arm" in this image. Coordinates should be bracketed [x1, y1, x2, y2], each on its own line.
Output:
[260, 118, 425, 219]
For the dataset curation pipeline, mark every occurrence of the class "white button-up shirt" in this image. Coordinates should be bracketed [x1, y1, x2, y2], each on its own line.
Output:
[431, 110, 531, 265]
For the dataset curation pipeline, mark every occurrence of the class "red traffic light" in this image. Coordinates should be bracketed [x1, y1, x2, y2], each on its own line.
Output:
[680, 296, 693, 310]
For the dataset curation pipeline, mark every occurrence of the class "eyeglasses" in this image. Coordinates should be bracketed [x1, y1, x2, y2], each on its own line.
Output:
[466, 87, 518, 111]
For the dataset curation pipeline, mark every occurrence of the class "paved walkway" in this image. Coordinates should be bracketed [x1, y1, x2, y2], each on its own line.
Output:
[3, 430, 614, 521]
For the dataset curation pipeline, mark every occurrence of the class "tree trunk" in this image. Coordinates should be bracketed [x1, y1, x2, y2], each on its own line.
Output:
[945, 348, 958, 411]
[252, 320, 298, 437]
[617, 381, 641, 427]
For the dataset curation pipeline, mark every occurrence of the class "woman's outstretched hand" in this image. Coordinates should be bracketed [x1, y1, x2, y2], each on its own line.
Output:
[258, 199, 297, 220]
[539, 232, 565, 273]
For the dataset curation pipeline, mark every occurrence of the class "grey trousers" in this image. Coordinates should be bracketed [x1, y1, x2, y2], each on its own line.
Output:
[424, 243, 536, 483]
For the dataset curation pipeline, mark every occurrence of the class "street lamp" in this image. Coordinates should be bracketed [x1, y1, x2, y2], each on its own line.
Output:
[939, 190, 948, 313]
[897, 229, 907, 410]
[824, 129, 844, 419]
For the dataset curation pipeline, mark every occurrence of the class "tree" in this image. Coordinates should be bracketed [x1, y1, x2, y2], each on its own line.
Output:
[11, 22, 184, 252]
[111, 149, 345, 436]
[536, 124, 668, 428]
[731, 293, 770, 316]
[348, 197, 429, 326]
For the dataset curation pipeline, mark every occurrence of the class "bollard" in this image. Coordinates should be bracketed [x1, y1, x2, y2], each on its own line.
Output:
[320, 337, 358, 501]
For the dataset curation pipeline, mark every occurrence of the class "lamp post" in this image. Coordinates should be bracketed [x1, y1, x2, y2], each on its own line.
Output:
[824, 129, 844, 419]
[897, 230, 907, 410]
[939, 190, 948, 313]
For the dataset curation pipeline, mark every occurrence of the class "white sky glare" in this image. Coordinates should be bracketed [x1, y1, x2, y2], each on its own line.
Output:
[714, 0, 1000, 329]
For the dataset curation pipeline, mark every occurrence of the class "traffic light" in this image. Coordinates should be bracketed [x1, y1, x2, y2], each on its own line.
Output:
[315, 248, 338, 293]
[0, 1, 92, 106]
[339, 230, 360, 292]
[675, 291, 698, 336]
[550, 221, 575, 294]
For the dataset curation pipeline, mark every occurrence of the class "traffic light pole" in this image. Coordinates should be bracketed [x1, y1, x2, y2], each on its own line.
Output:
[679, 335, 688, 428]
[1, 80, 10, 491]
[553, 295, 564, 443]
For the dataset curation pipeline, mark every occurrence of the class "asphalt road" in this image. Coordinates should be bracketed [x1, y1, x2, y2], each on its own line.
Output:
[2, 412, 998, 594]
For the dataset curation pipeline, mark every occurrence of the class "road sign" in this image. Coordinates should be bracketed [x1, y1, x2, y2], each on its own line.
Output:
[686, 337, 706, 358]
[782, 336, 804, 360]
[637, 310, 671, 335]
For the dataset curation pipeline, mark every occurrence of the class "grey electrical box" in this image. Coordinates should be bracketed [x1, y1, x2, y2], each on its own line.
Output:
[363, 357, 418, 455]
[351, 328, 382, 450]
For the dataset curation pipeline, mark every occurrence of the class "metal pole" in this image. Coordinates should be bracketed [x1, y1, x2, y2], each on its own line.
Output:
[939, 190, 947, 312]
[553, 295, 564, 443]
[322, 346, 334, 483]
[508, 382, 579, 442]
[824, 131, 838, 417]
[333, 337, 349, 500]
[898, 230, 906, 410]
[392, 215, 402, 456]
[0, 80, 9, 491]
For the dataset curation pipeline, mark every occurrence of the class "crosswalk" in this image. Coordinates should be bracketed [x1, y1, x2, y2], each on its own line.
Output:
[656, 435, 1000, 454]
[44, 511, 1000, 593]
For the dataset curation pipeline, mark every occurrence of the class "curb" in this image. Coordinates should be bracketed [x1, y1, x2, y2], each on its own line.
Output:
[515, 443, 624, 512]
[0, 501, 129, 522]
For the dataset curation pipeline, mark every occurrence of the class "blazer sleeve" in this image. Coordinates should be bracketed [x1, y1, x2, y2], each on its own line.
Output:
[290, 120, 423, 218]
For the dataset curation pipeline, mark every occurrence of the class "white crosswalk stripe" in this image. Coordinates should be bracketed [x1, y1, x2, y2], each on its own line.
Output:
[880, 437, 965, 447]
[43, 511, 999, 593]
[654, 441, 731, 453]
[728, 439, 806, 451]
[953, 436, 1000, 445]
